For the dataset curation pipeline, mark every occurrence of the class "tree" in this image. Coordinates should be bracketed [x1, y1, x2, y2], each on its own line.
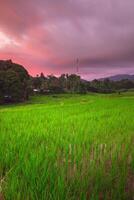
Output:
[33, 75, 42, 90]
[47, 75, 63, 93]
[59, 74, 67, 92]
[79, 82, 87, 94]
[67, 74, 80, 93]
[0, 60, 29, 103]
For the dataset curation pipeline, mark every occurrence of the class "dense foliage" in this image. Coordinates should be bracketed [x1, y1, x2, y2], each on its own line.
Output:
[0, 60, 29, 103]
[31, 73, 134, 94]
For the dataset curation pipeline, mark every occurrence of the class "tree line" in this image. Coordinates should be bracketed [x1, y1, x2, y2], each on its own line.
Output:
[0, 60, 134, 103]
[31, 73, 134, 94]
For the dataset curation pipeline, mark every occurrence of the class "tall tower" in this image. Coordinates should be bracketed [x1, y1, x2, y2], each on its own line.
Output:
[76, 58, 79, 74]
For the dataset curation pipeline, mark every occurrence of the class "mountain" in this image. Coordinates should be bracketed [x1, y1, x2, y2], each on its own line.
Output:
[99, 74, 134, 81]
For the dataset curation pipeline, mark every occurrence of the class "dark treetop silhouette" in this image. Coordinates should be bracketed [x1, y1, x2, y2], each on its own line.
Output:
[0, 60, 29, 103]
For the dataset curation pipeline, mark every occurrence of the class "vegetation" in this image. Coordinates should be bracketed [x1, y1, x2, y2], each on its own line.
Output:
[0, 60, 29, 103]
[0, 92, 134, 199]
[0, 60, 134, 105]
[0, 60, 134, 199]
[31, 73, 134, 95]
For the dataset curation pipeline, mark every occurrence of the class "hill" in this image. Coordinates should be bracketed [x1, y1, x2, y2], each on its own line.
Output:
[99, 74, 134, 81]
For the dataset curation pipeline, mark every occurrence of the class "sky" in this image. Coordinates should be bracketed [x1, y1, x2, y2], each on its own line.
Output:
[0, 0, 134, 80]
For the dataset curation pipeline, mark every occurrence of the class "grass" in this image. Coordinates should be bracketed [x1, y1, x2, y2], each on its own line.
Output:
[0, 92, 134, 200]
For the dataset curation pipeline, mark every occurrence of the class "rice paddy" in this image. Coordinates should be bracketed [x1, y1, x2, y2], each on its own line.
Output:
[0, 92, 134, 200]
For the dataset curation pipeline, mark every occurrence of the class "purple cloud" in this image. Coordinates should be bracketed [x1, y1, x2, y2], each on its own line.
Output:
[0, 0, 134, 79]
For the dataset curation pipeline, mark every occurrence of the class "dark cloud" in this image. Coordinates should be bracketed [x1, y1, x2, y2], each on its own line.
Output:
[0, 0, 134, 79]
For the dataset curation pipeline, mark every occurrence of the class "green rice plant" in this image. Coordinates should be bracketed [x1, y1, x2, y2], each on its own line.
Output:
[0, 92, 134, 199]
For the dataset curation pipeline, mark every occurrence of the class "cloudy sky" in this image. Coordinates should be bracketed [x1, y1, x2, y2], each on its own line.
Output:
[0, 0, 134, 79]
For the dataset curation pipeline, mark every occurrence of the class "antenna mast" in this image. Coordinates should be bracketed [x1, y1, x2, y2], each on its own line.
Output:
[76, 58, 79, 74]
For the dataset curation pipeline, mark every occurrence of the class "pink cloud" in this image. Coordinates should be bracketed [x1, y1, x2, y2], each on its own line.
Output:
[0, 0, 134, 79]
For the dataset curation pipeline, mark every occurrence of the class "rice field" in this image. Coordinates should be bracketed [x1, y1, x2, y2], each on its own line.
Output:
[0, 92, 134, 200]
